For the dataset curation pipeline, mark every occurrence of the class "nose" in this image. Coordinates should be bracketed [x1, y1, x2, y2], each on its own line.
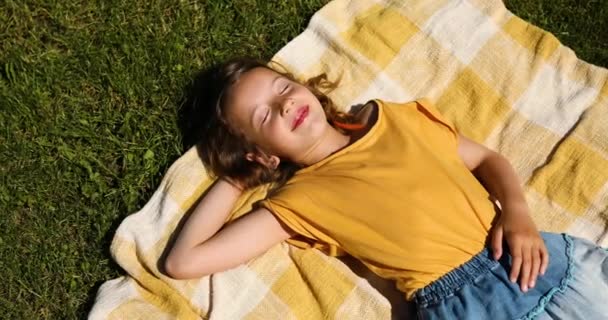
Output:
[280, 99, 294, 116]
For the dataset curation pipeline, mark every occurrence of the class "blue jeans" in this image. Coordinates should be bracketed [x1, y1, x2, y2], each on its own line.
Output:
[414, 232, 608, 319]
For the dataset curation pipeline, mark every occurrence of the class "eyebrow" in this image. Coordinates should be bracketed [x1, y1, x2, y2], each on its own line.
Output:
[250, 75, 283, 128]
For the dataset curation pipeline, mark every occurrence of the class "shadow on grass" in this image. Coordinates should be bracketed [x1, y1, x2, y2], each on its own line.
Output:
[177, 61, 227, 152]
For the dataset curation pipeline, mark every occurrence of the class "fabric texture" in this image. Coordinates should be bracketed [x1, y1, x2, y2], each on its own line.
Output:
[89, 0, 608, 319]
[415, 232, 572, 319]
[535, 235, 608, 319]
[261, 99, 498, 300]
[415, 232, 608, 319]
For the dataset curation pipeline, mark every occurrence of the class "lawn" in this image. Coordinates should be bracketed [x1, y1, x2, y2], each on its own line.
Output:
[1, 0, 606, 318]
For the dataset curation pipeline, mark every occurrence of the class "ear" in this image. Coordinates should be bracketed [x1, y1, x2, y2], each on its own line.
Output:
[245, 152, 281, 169]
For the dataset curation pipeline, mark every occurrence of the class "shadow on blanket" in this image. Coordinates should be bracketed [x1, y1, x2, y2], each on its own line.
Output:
[339, 255, 417, 320]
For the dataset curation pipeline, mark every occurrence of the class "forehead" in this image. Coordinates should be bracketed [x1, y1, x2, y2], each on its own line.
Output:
[225, 67, 281, 114]
[228, 67, 280, 101]
[226, 67, 280, 111]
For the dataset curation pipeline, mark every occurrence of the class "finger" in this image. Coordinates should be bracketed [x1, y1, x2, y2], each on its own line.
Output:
[491, 227, 503, 260]
[520, 244, 532, 292]
[529, 245, 541, 289]
[539, 245, 550, 275]
[510, 244, 522, 284]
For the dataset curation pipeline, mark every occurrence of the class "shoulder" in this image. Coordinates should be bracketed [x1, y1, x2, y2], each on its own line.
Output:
[369, 98, 442, 120]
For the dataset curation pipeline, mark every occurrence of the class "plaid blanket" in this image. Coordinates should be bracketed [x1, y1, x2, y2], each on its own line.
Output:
[89, 0, 608, 318]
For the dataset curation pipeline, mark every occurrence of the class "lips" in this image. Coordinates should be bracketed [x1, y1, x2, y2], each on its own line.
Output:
[292, 105, 309, 130]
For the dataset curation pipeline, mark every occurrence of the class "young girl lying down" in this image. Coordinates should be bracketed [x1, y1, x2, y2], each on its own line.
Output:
[164, 57, 608, 319]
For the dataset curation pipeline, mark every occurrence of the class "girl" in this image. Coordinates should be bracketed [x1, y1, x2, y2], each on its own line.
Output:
[164, 57, 608, 319]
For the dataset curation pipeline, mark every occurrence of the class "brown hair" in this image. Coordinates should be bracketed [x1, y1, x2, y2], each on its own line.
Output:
[198, 56, 361, 191]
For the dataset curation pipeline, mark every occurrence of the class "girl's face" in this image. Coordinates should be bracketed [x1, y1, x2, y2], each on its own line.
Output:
[224, 67, 330, 166]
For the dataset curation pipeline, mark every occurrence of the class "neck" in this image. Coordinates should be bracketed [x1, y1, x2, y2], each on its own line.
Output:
[295, 127, 350, 166]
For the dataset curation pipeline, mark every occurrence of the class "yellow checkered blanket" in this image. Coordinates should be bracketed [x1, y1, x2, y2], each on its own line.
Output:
[89, 0, 608, 318]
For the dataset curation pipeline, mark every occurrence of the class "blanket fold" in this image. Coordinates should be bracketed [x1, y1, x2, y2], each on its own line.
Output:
[90, 0, 608, 318]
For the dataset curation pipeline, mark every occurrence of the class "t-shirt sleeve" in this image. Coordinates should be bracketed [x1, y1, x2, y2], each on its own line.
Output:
[258, 189, 346, 256]
[259, 197, 316, 240]
[414, 98, 459, 142]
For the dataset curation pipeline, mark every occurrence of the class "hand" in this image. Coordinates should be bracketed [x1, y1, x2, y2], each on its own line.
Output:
[489, 203, 549, 293]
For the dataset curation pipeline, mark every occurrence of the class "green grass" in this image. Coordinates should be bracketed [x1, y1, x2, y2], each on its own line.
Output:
[505, 0, 608, 67]
[0, 0, 606, 318]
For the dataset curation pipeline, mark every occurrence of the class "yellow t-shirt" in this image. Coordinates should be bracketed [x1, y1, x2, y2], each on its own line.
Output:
[259, 99, 497, 300]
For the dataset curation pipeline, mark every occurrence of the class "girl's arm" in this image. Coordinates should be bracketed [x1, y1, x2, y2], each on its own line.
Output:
[164, 179, 293, 279]
[457, 133, 548, 293]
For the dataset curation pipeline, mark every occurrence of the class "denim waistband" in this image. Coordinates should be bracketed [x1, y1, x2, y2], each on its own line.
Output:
[414, 247, 500, 308]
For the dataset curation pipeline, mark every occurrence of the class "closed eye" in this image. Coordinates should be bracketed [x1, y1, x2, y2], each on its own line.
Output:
[262, 110, 269, 124]
[281, 84, 289, 93]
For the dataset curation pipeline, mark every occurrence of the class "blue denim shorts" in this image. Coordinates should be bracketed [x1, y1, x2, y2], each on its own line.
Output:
[414, 232, 608, 319]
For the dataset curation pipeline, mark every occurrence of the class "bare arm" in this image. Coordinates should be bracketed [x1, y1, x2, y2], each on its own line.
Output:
[164, 179, 293, 279]
[457, 133, 548, 292]
[456, 134, 526, 206]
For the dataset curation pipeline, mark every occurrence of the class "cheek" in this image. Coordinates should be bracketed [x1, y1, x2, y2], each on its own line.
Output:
[304, 90, 322, 108]
[258, 123, 288, 150]
[308, 121, 325, 141]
